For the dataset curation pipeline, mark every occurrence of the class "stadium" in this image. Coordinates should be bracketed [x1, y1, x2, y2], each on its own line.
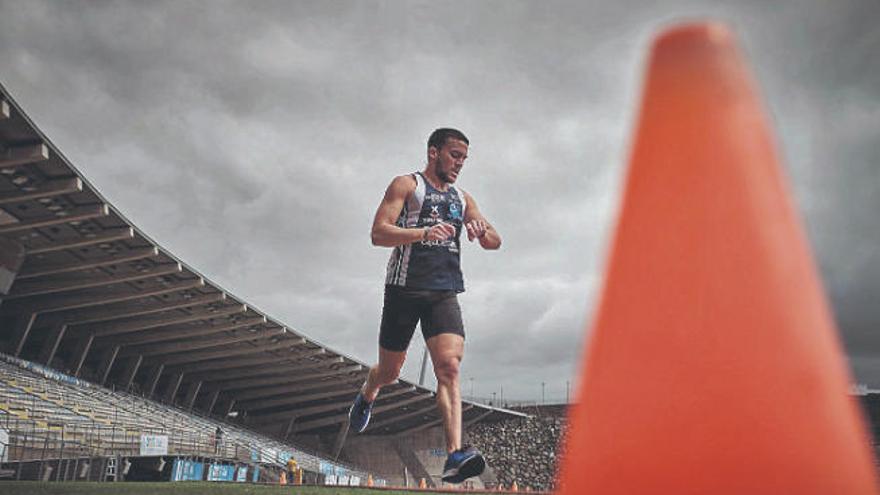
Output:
[0, 82, 568, 491]
[1, 3, 880, 494]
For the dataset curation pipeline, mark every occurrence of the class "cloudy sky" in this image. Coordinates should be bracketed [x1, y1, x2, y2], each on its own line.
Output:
[0, 0, 877, 402]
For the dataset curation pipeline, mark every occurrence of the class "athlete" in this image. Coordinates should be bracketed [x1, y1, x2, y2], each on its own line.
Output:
[349, 128, 501, 484]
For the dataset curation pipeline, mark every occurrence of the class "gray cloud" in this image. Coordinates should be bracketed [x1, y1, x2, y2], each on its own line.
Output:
[0, 0, 877, 400]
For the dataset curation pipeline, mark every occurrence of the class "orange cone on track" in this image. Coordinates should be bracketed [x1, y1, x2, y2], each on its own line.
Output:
[419, 477, 427, 489]
[557, 21, 879, 495]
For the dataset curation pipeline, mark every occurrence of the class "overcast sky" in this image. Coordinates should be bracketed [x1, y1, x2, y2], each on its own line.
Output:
[0, 0, 877, 402]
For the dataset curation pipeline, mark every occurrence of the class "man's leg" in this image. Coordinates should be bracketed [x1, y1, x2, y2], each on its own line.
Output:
[363, 347, 408, 402]
[426, 333, 464, 453]
[429, 332, 484, 483]
[351, 286, 419, 433]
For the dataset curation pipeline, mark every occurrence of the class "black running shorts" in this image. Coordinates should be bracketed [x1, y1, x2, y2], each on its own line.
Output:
[379, 285, 465, 352]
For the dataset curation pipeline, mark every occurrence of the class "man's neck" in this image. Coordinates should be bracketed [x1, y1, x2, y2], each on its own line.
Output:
[422, 166, 450, 191]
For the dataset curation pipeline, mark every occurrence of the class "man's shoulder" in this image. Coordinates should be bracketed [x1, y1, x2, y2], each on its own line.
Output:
[388, 173, 419, 193]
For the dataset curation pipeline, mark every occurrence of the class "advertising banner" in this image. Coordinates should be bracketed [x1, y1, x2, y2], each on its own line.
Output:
[207, 463, 236, 481]
[0, 428, 8, 463]
[236, 466, 248, 482]
[171, 459, 204, 481]
[140, 434, 168, 456]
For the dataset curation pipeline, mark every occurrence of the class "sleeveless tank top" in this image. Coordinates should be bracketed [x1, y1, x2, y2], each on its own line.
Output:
[385, 172, 467, 292]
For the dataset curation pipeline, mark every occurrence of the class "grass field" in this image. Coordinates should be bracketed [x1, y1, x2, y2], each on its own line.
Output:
[0, 482, 440, 495]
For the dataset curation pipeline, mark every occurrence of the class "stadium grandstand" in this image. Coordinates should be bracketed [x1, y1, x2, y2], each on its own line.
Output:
[0, 81, 533, 488]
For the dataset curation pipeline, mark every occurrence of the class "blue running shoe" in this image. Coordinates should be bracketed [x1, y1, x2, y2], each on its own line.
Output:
[441, 445, 486, 484]
[348, 392, 373, 433]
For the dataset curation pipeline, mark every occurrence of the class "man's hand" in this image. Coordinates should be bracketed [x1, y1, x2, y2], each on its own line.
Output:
[426, 222, 456, 241]
[465, 219, 489, 242]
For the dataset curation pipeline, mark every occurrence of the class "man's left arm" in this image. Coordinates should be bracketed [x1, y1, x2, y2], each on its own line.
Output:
[463, 191, 501, 250]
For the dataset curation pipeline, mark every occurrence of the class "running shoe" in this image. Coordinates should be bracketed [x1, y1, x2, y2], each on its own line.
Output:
[441, 445, 486, 483]
[348, 392, 373, 433]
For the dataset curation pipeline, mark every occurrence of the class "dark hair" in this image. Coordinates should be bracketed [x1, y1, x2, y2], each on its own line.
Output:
[427, 128, 469, 151]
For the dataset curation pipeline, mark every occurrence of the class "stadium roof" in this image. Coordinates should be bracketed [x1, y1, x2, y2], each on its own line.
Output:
[0, 82, 525, 439]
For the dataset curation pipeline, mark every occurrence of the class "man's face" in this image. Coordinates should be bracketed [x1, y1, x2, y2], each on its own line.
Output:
[430, 138, 468, 184]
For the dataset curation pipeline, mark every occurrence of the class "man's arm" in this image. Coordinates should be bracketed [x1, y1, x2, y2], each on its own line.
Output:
[371, 175, 456, 247]
[463, 191, 501, 250]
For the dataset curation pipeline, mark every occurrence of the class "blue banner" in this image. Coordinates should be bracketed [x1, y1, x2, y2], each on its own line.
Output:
[171, 459, 204, 481]
[207, 463, 236, 481]
[236, 466, 248, 482]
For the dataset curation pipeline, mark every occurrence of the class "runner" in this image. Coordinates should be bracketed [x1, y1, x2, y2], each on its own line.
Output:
[349, 128, 501, 483]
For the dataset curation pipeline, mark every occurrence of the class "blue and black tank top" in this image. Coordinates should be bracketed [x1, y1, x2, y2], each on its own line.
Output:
[385, 172, 467, 292]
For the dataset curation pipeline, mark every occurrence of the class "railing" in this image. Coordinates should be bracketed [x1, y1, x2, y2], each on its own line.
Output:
[0, 358, 375, 482]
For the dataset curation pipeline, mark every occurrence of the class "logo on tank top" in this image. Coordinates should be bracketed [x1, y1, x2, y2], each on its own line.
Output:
[448, 202, 462, 221]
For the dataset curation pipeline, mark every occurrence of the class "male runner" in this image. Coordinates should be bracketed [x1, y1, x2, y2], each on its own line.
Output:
[349, 128, 501, 483]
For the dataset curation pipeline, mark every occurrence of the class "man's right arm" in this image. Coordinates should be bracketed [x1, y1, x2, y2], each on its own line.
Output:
[371, 175, 455, 247]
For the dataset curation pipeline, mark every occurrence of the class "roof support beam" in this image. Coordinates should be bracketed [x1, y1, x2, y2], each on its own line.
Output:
[168, 346, 324, 375]
[0, 177, 82, 205]
[0, 99, 9, 119]
[6, 261, 181, 299]
[182, 356, 343, 385]
[98, 345, 120, 385]
[156, 338, 309, 367]
[209, 364, 363, 391]
[222, 399, 236, 418]
[18, 246, 158, 280]
[283, 416, 297, 441]
[0, 143, 49, 170]
[37, 321, 67, 365]
[7, 312, 37, 357]
[92, 315, 265, 349]
[118, 327, 285, 358]
[25, 227, 133, 255]
[145, 364, 164, 397]
[364, 403, 437, 432]
[204, 389, 221, 416]
[183, 381, 202, 411]
[54, 292, 224, 326]
[164, 372, 185, 403]
[247, 386, 417, 424]
[332, 423, 349, 460]
[78, 303, 245, 338]
[226, 375, 364, 402]
[0, 204, 107, 235]
[119, 355, 143, 391]
[2, 277, 204, 315]
[70, 333, 94, 377]
[236, 380, 354, 410]
[394, 405, 475, 437]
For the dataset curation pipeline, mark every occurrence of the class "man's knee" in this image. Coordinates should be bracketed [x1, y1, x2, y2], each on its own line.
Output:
[433, 356, 461, 385]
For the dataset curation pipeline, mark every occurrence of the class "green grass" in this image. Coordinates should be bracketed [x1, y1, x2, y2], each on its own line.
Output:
[0, 482, 426, 495]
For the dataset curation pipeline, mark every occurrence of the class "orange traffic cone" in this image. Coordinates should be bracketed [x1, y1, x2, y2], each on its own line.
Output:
[511, 480, 518, 491]
[367, 474, 374, 487]
[557, 21, 879, 495]
[419, 477, 427, 489]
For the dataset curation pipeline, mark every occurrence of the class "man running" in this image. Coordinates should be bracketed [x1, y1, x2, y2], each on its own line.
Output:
[349, 128, 501, 484]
